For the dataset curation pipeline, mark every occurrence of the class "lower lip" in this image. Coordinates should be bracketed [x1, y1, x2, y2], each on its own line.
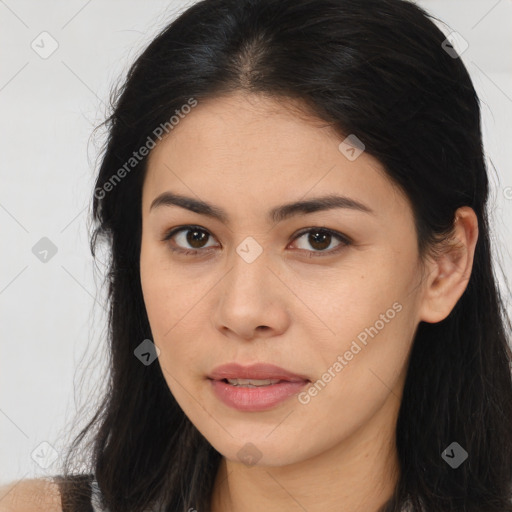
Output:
[209, 379, 308, 412]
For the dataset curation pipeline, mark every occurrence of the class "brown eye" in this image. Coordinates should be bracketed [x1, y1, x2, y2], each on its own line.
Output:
[305, 230, 332, 250]
[183, 228, 210, 248]
[162, 226, 217, 253]
[291, 228, 351, 256]
[162, 225, 351, 258]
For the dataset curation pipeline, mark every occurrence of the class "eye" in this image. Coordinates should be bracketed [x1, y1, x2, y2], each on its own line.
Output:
[161, 225, 351, 257]
[289, 227, 351, 257]
[161, 225, 217, 255]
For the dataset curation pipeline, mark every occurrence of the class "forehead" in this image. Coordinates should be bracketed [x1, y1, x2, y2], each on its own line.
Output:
[142, 92, 408, 222]
[148, 92, 339, 164]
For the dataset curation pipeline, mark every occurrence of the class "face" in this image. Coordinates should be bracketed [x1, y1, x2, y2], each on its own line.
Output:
[140, 91, 426, 467]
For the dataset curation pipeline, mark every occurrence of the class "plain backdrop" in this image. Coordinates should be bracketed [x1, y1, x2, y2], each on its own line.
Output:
[1, 0, 511, 483]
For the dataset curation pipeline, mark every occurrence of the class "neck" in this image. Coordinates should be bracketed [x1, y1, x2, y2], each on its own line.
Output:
[210, 391, 401, 512]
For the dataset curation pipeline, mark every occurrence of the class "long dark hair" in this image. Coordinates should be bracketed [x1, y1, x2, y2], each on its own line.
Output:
[57, 0, 512, 510]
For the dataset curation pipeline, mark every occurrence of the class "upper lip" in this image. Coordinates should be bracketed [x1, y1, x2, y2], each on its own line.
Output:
[208, 363, 310, 382]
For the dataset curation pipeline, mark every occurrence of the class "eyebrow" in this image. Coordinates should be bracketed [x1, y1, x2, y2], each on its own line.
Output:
[149, 191, 375, 224]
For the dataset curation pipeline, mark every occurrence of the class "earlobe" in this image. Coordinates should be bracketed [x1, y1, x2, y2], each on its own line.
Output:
[418, 206, 479, 324]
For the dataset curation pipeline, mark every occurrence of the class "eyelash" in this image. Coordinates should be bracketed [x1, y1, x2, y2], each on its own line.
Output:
[160, 225, 352, 258]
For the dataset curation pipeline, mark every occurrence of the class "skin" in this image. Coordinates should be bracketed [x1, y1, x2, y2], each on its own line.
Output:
[139, 90, 478, 512]
[0, 479, 61, 512]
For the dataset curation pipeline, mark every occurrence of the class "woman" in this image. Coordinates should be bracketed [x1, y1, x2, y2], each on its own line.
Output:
[3, 0, 512, 511]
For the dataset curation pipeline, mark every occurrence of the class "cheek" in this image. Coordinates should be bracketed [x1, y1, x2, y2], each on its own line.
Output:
[140, 239, 190, 332]
[298, 259, 416, 393]
[291, 296, 414, 449]
[308, 306, 412, 400]
[140, 242, 178, 352]
[298, 259, 407, 337]
[139, 246, 211, 377]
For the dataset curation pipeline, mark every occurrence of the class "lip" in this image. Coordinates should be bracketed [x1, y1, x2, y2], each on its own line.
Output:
[207, 363, 310, 412]
[208, 362, 310, 382]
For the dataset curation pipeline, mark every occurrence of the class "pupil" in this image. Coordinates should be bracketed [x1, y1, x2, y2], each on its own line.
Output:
[187, 229, 207, 248]
[309, 231, 330, 250]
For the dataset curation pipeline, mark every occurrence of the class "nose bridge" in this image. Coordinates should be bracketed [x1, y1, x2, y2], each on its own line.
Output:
[225, 234, 273, 301]
[213, 227, 291, 341]
[212, 234, 289, 337]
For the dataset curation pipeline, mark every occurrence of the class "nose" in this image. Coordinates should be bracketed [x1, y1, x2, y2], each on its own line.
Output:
[212, 244, 291, 342]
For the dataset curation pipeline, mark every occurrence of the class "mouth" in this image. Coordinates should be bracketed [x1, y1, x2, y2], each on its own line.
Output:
[207, 362, 311, 383]
[208, 378, 310, 411]
[214, 377, 294, 387]
[207, 363, 310, 411]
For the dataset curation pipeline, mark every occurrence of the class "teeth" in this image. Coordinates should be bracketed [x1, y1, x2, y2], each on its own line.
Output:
[226, 378, 281, 387]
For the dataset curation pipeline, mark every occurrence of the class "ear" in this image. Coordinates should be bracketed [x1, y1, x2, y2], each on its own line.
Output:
[417, 206, 479, 324]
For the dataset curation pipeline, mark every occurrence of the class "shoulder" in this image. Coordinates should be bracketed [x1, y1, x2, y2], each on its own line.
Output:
[0, 478, 62, 512]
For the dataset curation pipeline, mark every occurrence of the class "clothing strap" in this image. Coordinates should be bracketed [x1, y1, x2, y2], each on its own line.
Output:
[53, 474, 95, 512]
